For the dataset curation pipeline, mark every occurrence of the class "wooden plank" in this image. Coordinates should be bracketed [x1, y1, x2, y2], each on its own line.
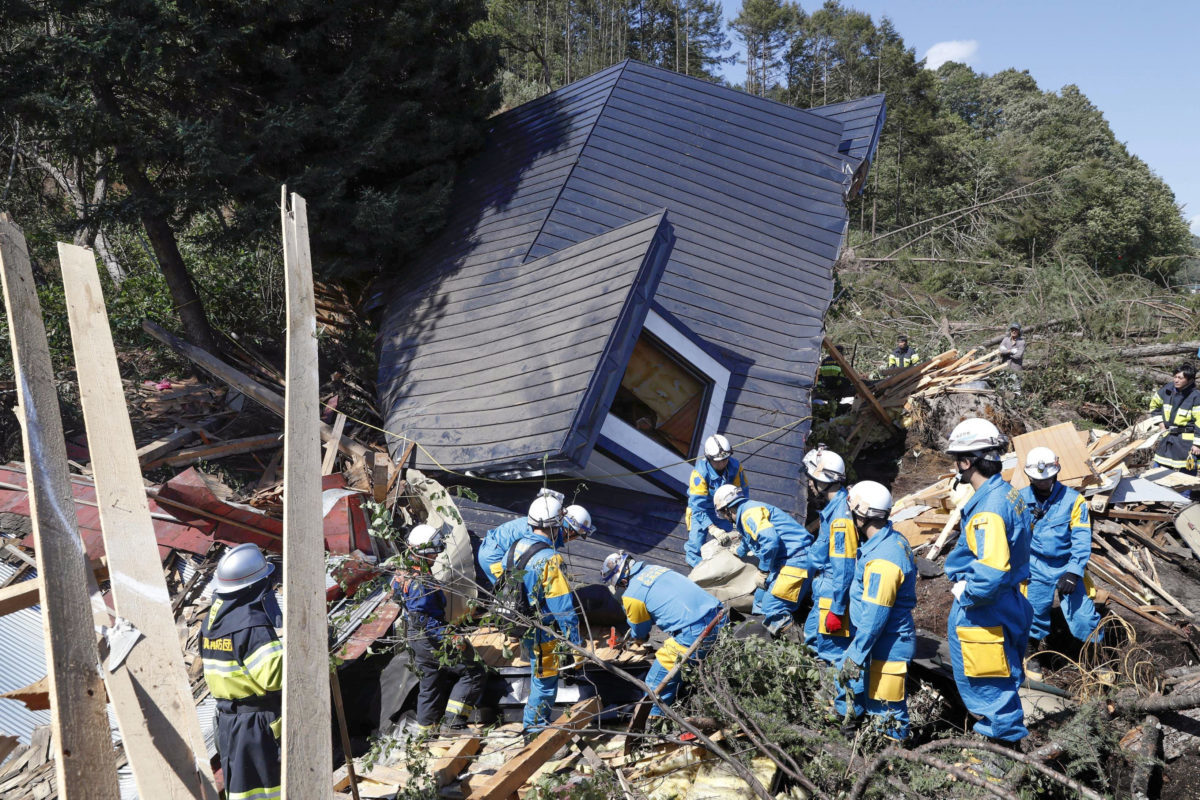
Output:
[432, 735, 482, 789]
[59, 242, 217, 798]
[370, 451, 390, 504]
[0, 557, 108, 617]
[144, 432, 283, 469]
[323, 413, 347, 476]
[1095, 438, 1149, 475]
[0, 218, 120, 799]
[281, 190, 334, 800]
[136, 424, 206, 465]
[822, 336, 892, 427]
[142, 318, 368, 461]
[1011, 422, 1094, 490]
[466, 698, 599, 799]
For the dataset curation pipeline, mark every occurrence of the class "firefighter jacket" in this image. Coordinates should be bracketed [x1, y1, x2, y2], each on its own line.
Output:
[733, 500, 813, 575]
[844, 523, 917, 669]
[945, 474, 1033, 608]
[687, 456, 748, 532]
[510, 534, 581, 647]
[809, 487, 859, 617]
[1018, 482, 1091, 577]
[1150, 382, 1200, 469]
[618, 562, 721, 641]
[887, 346, 919, 368]
[201, 588, 283, 708]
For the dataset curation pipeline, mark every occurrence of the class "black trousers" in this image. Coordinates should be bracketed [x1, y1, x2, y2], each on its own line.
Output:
[411, 632, 486, 728]
[216, 707, 281, 799]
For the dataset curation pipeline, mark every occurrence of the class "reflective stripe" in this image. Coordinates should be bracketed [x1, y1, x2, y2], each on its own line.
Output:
[964, 511, 1011, 572]
[244, 640, 283, 693]
[446, 699, 472, 715]
[862, 560, 903, 607]
[228, 786, 281, 800]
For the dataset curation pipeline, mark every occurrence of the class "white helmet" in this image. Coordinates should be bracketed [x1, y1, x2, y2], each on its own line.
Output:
[803, 445, 846, 484]
[601, 551, 634, 589]
[527, 494, 564, 529]
[563, 504, 595, 538]
[946, 418, 1007, 461]
[713, 484, 744, 512]
[213, 543, 274, 594]
[704, 434, 733, 462]
[848, 481, 893, 520]
[1024, 446, 1061, 480]
[407, 524, 445, 556]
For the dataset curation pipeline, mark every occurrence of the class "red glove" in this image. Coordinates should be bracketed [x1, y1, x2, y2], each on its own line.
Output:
[824, 611, 843, 633]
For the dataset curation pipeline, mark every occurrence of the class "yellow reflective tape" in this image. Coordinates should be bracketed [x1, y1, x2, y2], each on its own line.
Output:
[540, 554, 571, 599]
[863, 559, 902, 607]
[830, 518, 858, 558]
[689, 471, 708, 496]
[269, 717, 282, 740]
[955, 625, 1010, 678]
[816, 596, 849, 637]
[446, 699, 472, 715]
[868, 660, 907, 702]
[245, 640, 283, 693]
[228, 786, 281, 800]
[965, 511, 1011, 572]
[207, 597, 224, 629]
[622, 596, 651, 626]
[769, 565, 807, 602]
[202, 667, 266, 701]
[655, 637, 689, 670]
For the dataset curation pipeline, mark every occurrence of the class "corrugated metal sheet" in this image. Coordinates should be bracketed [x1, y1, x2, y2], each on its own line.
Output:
[0, 559, 50, 747]
[381, 211, 674, 473]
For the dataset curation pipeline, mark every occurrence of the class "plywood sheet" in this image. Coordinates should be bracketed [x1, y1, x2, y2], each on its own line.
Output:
[1011, 422, 1094, 490]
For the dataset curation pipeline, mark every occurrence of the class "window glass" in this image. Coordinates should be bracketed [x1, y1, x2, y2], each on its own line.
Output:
[609, 332, 710, 457]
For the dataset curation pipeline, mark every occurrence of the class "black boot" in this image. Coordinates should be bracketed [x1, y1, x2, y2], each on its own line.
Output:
[1025, 639, 1045, 682]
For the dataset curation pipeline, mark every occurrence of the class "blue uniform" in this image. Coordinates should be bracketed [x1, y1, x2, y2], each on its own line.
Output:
[509, 534, 582, 731]
[731, 500, 813, 634]
[945, 474, 1034, 742]
[618, 562, 724, 714]
[478, 518, 534, 584]
[1019, 482, 1103, 643]
[686, 456, 748, 567]
[835, 523, 917, 739]
[804, 488, 858, 662]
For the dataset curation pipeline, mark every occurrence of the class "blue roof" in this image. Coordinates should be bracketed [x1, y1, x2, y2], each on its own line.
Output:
[377, 61, 884, 518]
[810, 94, 886, 194]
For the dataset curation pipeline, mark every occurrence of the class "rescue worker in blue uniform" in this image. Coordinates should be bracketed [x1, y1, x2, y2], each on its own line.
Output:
[477, 490, 595, 584]
[393, 524, 485, 733]
[685, 433, 748, 567]
[835, 481, 917, 740]
[1017, 447, 1103, 678]
[502, 495, 584, 738]
[944, 418, 1034, 744]
[887, 334, 920, 369]
[602, 553, 725, 714]
[801, 446, 858, 663]
[713, 484, 812, 639]
[1149, 362, 1200, 472]
[200, 544, 283, 800]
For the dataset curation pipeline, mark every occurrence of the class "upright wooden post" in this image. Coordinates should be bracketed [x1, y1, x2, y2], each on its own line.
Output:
[0, 218, 120, 799]
[58, 243, 216, 799]
[281, 189, 334, 799]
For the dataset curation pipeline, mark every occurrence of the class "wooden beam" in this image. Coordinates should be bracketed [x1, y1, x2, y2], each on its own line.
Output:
[369, 451, 390, 504]
[143, 318, 369, 461]
[144, 432, 283, 469]
[60, 243, 217, 798]
[322, 413, 347, 476]
[280, 190, 334, 800]
[0, 557, 109, 617]
[0, 217, 120, 799]
[432, 735, 482, 789]
[822, 336, 893, 427]
[465, 697, 600, 800]
[135, 424, 205, 465]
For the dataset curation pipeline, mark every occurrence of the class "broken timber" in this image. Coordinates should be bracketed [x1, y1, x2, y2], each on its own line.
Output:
[0, 556, 109, 617]
[59, 242, 217, 798]
[280, 190, 334, 799]
[0, 218, 120, 799]
[822, 336, 893, 427]
[465, 697, 601, 800]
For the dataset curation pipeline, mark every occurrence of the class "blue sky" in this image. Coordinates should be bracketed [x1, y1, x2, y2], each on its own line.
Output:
[718, 0, 1200, 238]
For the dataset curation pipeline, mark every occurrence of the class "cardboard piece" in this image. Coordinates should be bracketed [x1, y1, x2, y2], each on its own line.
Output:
[1011, 422, 1094, 489]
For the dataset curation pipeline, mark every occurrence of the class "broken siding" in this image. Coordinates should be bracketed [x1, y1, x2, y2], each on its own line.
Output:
[526, 61, 848, 514]
[810, 94, 887, 169]
[381, 212, 674, 472]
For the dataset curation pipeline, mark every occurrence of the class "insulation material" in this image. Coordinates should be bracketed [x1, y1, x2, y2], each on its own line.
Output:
[613, 335, 706, 457]
[689, 545, 758, 612]
[1109, 478, 1190, 506]
[1011, 422, 1095, 489]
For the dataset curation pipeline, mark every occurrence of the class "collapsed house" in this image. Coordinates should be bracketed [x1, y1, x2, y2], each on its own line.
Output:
[373, 60, 885, 576]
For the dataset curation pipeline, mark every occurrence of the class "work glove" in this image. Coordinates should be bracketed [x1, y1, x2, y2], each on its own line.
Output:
[824, 611, 844, 634]
[707, 523, 724, 538]
[714, 528, 739, 547]
[755, 570, 768, 590]
[951, 580, 967, 601]
[1056, 573, 1079, 597]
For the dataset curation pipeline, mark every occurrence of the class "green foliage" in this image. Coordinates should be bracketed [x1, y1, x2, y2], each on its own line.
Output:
[524, 770, 622, 799]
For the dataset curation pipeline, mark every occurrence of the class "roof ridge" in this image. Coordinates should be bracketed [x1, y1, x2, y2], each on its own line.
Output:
[519, 60, 631, 265]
